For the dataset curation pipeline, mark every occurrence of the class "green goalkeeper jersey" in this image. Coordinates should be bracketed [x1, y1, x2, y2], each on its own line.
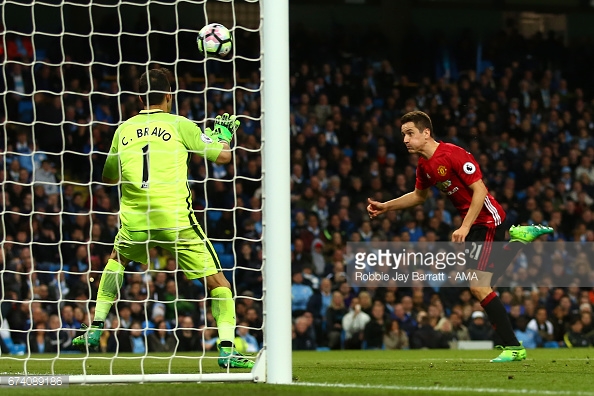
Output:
[103, 109, 223, 231]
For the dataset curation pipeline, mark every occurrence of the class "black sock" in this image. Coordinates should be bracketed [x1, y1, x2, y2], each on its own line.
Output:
[481, 291, 520, 347]
[495, 241, 524, 266]
[219, 340, 233, 348]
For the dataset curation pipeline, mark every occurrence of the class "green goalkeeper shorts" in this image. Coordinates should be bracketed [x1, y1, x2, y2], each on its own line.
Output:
[113, 225, 221, 279]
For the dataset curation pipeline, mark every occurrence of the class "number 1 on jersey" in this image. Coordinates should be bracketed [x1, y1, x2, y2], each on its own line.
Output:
[141, 144, 149, 188]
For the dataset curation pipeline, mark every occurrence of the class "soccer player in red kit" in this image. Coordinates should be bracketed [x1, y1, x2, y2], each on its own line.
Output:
[367, 111, 552, 362]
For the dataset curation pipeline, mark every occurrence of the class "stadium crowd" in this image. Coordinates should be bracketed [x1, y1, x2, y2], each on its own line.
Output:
[2, 21, 594, 354]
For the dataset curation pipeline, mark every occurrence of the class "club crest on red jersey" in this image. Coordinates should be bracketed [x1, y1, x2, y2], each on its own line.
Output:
[437, 165, 447, 176]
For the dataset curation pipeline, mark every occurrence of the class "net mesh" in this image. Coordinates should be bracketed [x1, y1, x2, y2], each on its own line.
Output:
[0, 0, 264, 378]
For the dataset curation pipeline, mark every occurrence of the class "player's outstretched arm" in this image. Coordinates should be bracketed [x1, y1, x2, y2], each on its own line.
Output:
[215, 141, 232, 164]
[367, 188, 429, 219]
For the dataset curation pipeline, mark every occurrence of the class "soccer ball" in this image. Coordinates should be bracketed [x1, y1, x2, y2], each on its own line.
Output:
[197, 23, 232, 58]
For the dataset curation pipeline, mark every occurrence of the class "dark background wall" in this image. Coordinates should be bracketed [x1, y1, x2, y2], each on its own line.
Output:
[289, 0, 594, 40]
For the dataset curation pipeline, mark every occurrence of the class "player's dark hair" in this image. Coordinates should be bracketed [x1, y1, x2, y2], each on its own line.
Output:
[139, 68, 171, 106]
[401, 110, 434, 137]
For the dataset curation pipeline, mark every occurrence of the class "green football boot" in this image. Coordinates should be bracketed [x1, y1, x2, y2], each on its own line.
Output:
[509, 224, 553, 244]
[72, 322, 104, 350]
[490, 343, 527, 362]
[218, 345, 255, 369]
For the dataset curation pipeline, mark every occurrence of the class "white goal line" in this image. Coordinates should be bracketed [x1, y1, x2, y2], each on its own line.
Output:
[294, 382, 594, 396]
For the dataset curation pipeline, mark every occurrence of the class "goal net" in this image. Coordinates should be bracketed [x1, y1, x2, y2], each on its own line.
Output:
[0, 0, 290, 384]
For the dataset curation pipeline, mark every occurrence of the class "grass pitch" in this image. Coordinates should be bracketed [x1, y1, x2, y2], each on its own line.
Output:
[1, 349, 593, 395]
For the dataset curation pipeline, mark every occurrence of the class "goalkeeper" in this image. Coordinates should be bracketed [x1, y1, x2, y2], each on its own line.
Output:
[73, 68, 253, 369]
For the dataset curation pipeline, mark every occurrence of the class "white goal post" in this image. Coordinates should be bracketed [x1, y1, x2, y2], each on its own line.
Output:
[260, 0, 292, 385]
[0, 0, 291, 385]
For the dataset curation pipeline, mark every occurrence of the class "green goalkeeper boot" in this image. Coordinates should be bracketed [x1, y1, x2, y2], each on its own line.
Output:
[490, 343, 527, 362]
[72, 322, 104, 351]
[218, 345, 255, 369]
[509, 224, 553, 244]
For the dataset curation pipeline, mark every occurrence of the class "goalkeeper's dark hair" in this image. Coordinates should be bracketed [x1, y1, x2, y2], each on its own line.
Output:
[139, 68, 171, 106]
[401, 110, 434, 137]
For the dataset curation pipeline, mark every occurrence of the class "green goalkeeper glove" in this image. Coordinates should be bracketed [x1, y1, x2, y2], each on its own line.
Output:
[211, 113, 240, 144]
[203, 127, 224, 144]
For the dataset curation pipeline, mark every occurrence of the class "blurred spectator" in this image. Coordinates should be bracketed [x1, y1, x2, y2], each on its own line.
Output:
[363, 302, 387, 349]
[291, 271, 313, 318]
[552, 305, 570, 343]
[175, 316, 201, 352]
[28, 322, 50, 353]
[6, 301, 30, 345]
[411, 313, 450, 349]
[564, 316, 590, 347]
[582, 312, 593, 334]
[6, 64, 33, 121]
[59, 305, 80, 350]
[435, 318, 455, 348]
[163, 280, 196, 320]
[291, 238, 312, 273]
[342, 297, 370, 349]
[33, 159, 59, 196]
[45, 314, 70, 353]
[383, 319, 409, 350]
[514, 316, 540, 349]
[201, 326, 219, 352]
[527, 307, 555, 347]
[235, 321, 259, 353]
[449, 312, 470, 341]
[325, 291, 347, 350]
[358, 291, 373, 316]
[468, 311, 494, 341]
[393, 302, 417, 337]
[245, 307, 263, 347]
[118, 304, 133, 329]
[236, 243, 262, 294]
[147, 320, 176, 352]
[307, 277, 333, 345]
[292, 316, 317, 351]
[118, 321, 146, 353]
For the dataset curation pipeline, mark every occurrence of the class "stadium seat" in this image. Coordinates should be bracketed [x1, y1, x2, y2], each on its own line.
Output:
[18, 100, 33, 123]
[193, 279, 204, 288]
[207, 210, 223, 224]
[219, 254, 235, 269]
[212, 242, 226, 256]
[35, 49, 47, 61]
[224, 272, 233, 283]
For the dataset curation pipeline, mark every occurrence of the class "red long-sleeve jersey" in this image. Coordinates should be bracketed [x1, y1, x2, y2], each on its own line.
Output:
[415, 143, 505, 227]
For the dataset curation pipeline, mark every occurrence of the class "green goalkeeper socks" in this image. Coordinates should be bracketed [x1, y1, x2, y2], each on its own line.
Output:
[94, 259, 125, 322]
[211, 286, 236, 342]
